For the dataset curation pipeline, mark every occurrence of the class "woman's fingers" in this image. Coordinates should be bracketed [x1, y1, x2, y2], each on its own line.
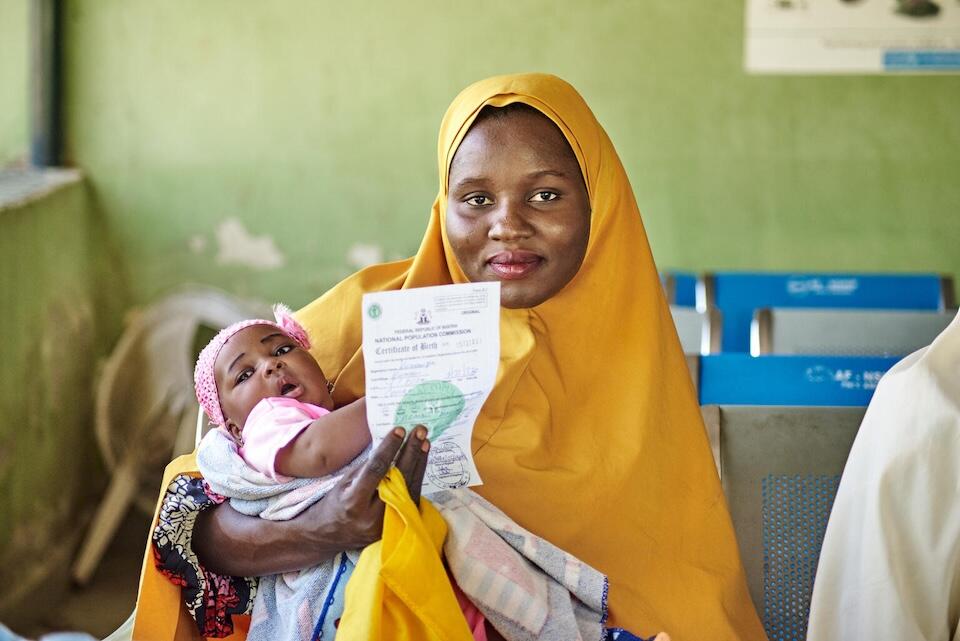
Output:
[349, 427, 406, 501]
[298, 428, 415, 550]
[395, 425, 430, 504]
[337, 424, 427, 513]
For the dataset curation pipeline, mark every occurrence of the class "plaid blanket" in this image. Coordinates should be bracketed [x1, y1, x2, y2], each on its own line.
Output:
[432, 489, 608, 641]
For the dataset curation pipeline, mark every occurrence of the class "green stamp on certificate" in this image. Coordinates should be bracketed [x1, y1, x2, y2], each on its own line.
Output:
[367, 303, 382, 319]
[394, 380, 466, 440]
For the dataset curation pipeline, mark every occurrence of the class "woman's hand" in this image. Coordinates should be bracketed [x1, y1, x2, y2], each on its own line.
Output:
[193, 426, 430, 576]
[300, 425, 430, 548]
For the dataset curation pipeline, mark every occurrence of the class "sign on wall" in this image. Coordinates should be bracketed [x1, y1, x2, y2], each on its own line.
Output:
[745, 0, 960, 73]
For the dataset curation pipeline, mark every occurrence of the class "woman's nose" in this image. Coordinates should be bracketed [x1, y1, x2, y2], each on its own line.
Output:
[488, 202, 533, 241]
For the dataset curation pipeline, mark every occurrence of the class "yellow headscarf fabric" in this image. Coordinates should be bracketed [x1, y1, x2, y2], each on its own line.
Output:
[299, 73, 764, 640]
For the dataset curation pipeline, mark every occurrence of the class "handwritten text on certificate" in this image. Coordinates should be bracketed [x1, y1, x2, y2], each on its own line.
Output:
[362, 282, 500, 495]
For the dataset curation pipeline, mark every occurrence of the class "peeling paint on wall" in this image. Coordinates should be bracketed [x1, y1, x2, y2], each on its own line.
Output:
[188, 234, 207, 254]
[346, 242, 384, 270]
[215, 217, 285, 270]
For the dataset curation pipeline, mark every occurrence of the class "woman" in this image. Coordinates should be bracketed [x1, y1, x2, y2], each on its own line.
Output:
[137, 73, 764, 641]
[806, 310, 960, 640]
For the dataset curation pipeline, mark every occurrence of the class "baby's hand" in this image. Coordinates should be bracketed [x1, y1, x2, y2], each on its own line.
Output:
[653, 634, 671, 641]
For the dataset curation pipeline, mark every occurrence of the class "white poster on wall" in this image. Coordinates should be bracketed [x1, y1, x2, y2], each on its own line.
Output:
[745, 0, 960, 73]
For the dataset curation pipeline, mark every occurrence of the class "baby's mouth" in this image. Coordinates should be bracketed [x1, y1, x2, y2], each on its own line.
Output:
[279, 380, 301, 397]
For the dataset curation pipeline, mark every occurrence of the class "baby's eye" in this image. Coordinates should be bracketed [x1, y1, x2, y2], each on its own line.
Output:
[275, 344, 294, 356]
[529, 191, 559, 202]
[464, 194, 492, 207]
[236, 369, 253, 385]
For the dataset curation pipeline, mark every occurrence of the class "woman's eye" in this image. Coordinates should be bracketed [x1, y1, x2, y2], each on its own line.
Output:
[530, 190, 559, 202]
[275, 344, 294, 356]
[464, 194, 492, 207]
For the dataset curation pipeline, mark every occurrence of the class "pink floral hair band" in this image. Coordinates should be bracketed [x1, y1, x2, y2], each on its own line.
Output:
[194, 304, 311, 427]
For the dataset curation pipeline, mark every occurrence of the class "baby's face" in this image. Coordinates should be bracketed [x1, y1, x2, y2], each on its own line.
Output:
[214, 324, 334, 435]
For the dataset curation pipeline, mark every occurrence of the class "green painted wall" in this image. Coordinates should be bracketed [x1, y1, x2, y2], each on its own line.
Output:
[0, 0, 29, 166]
[0, 176, 126, 622]
[62, 0, 960, 310]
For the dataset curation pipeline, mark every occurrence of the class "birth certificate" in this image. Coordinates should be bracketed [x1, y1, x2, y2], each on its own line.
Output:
[361, 282, 500, 494]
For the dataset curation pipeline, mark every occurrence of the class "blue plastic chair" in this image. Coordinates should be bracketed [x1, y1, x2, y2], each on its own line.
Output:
[698, 354, 900, 406]
[697, 272, 953, 352]
[698, 352, 900, 638]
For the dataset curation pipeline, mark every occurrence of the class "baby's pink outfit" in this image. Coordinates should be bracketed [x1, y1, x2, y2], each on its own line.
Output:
[237, 397, 329, 481]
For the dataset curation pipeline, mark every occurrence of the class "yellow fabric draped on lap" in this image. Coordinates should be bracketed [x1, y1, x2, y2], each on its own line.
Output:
[134, 73, 764, 641]
[337, 468, 473, 641]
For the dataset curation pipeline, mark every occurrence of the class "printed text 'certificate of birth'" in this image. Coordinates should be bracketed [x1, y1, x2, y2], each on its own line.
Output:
[362, 282, 499, 494]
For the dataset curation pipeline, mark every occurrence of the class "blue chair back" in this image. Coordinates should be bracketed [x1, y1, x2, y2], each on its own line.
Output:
[699, 354, 900, 406]
[698, 272, 950, 352]
[660, 270, 698, 307]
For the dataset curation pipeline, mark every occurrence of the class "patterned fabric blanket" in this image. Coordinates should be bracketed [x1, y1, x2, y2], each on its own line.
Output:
[196, 428, 367, 641]
[432, 490, 608, 641]
[197, 428, 609, 641]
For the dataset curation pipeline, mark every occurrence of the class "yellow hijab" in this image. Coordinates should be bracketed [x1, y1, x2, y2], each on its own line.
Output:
[299, 73, 764, 640]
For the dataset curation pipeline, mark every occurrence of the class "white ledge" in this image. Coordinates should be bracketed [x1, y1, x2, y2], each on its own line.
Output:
[0, 166, 83, 211]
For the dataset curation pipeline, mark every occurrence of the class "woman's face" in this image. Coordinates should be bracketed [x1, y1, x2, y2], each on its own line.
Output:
[445, 107, 591, 309]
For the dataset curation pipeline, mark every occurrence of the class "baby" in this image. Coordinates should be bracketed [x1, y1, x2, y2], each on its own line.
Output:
[194, 306, 373, 641]
[195, 306, 369, 485]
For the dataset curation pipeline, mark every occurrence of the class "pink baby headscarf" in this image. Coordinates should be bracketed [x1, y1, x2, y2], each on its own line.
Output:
[194, 304, 311, 427]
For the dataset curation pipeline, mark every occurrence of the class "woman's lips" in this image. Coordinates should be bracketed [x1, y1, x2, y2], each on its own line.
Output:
[487, 251, 543, 280]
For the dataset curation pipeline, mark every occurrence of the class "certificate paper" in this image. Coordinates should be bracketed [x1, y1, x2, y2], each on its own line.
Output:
[362, 282, 500, 495]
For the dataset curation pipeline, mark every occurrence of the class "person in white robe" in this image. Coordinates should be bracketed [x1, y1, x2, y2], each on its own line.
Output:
[807, 309, 960, 641]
